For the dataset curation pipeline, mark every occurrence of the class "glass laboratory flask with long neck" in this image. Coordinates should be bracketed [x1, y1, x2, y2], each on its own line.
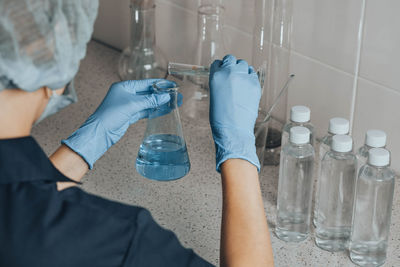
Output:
[136, 81, 190, 181]
[264, 0, 293, 166]
[192, 3, 226, 89]
[252, 0, 293, 166]
[252, 0, 274, 168]
[118, 0, 167, 80]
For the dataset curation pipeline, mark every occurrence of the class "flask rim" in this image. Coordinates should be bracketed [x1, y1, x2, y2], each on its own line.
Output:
[198, 4, 225, 16]
[152, 80, 179, 93]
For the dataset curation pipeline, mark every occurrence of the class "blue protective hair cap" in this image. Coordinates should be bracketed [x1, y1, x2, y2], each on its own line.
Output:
[0, 0, 99, 92]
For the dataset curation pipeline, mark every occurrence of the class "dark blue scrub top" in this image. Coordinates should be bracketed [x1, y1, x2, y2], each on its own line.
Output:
[0, 137, 214, 267]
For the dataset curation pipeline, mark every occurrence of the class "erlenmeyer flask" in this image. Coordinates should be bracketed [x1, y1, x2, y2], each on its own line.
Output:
[192, 3, 226, 89]
[118, 0, 167, 80]
[136, 81, 190, 181]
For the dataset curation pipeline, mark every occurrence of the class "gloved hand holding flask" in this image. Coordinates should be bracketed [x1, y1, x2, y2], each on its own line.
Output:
[62, 79, 177, 169]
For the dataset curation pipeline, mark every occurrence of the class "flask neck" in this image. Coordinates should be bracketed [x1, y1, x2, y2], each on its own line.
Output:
[129, 1, 156, 51]
[197, 5, 224, 42]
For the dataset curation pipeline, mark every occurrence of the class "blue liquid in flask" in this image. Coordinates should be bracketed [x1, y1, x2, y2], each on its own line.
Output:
[136, 134, 190, 181]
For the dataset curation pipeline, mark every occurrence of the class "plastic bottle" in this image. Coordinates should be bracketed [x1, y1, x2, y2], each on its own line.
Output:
[314, 117, 349, 226]
[319, 118, 350, 161]
[281, 105, 314, 148]
[315, 134, 357, 251]
[276, 126, 314, 242]
[350, 148, 395, 266]
[356, 129, 387, 171]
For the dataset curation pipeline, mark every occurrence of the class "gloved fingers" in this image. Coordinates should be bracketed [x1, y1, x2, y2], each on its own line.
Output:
[248, 65, 256, 74]
[221, 54, 237, 67]
[130, 93, 170, 123]
[134, 109, 153, 122]
[152, 80, 178, 92]
[135, 93, 171, 112]
[135, 92, 182, 122]
[210, 59, 222, 73]
[177, 92, 183, 107]
[236, 59, 249, 72]
[115, 79, 165, 94]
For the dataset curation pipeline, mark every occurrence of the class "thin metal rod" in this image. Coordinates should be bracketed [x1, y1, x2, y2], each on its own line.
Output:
[254, 74, 295, 137]
[262, 74, 295, 123]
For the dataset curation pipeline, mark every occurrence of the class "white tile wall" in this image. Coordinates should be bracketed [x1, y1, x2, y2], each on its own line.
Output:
[288, 52, 354, 138]
[352, 79, 400, 170]
[359, 0, 400, 92]
[93, 0, 400, 172]
[291, 0, 364, 74]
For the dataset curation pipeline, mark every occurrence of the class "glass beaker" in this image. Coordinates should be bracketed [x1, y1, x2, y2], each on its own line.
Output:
[192, 3, 226, 89]
[136, 81, 190, 181]
[118, 0, 167, 80]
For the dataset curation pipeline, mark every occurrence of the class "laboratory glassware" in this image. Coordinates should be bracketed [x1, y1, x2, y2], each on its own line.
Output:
[254, 74, 294, 166]
[276, 126, 314, 242]
[167, 62, 266, 88]
[118, 0, 167, 80]
[192, 2, 226, 89]
[252, 0, 274, 167]
[136, 81, 190, 181]
[350, 148, 395, 267]
[356, 129, 387, 171]
[281, 106, 314, 148]
[313, 117, 350, 226]
[252, 0, 293, 166]
[168, 61, 294, 167]
[315, 135, 357, 252]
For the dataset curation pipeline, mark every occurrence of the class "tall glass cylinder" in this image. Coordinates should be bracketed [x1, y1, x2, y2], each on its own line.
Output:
[252, 0, 293, 166]
[193, 3, 226, 89]
[253, 0, 274, 167]
[118, 0, 167, 80]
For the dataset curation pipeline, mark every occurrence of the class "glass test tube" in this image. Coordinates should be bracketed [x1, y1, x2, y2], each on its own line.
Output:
[167, 62, 265, 87]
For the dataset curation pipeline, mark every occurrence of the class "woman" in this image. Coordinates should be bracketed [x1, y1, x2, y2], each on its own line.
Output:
[0, 1, 274, 266]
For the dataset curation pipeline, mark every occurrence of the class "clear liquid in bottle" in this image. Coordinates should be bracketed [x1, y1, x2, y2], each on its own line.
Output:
[350, 148, 395, 266]
[276, 126, 314, 242]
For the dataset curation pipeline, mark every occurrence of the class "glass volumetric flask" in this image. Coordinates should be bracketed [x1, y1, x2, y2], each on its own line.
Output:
[136, 81, 190, 181]
[192, 3, 226, 89]
[118, 0, 167, 80]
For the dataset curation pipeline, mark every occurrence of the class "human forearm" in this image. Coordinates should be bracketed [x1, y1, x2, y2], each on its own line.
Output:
[220, 159, 274, 267]
[50, 144, 89, 190]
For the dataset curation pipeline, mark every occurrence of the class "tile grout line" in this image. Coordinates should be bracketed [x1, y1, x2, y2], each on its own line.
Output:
[291, 50, 354, 78]
[349, 0, 367, 135]
[157, 0, 254, 36]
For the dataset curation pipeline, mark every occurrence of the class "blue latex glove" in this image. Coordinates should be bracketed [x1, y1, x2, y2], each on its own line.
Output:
[209, 55, 261, 172]
[62, 79, 179, 169]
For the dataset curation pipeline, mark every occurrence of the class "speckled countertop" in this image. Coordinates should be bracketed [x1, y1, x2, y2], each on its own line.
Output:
[32, 41, 400, 266]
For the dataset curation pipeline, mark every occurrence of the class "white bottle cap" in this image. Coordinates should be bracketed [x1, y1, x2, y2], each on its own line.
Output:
[290, 126, 310, 145]
[290, 106, 311, 123]
[365, 129, 387, 148]
[328, 117, 350, 135]
[331, 134, 353, 152]
[368, 148, 390, 167]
